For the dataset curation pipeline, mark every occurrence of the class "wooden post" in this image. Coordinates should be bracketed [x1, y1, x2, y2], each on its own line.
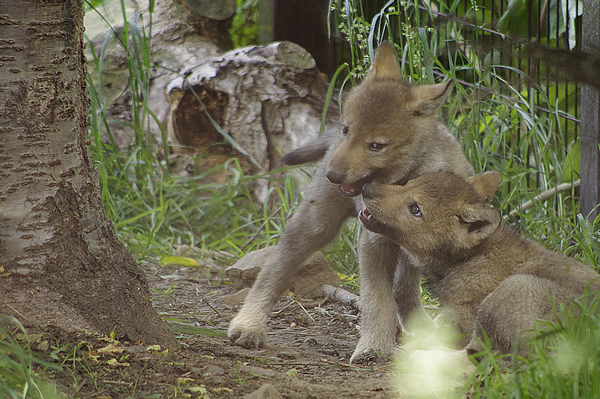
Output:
[258, 0, 274, 44]
[273, 0, 333, 77]
[580, 0, 600, 220]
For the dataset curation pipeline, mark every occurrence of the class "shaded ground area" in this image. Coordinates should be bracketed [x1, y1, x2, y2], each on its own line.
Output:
[40, 262, 393, 398]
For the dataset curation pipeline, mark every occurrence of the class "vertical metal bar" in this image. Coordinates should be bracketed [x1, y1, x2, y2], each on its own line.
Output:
[490, 0, 494, 77]
[525, 0, 533, 189]
[574, 0, 580, 143]
[580, 0, 600, 219]
[564, 0, 571, 150]
[574, 2, 583, 144]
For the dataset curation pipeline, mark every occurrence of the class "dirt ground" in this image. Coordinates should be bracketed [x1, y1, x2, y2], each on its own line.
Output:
[41, 261, 396, 398]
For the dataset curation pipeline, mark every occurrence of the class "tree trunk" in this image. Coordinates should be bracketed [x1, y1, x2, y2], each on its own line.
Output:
[0, 0, 176, 347]
[273, 0, 334, 77]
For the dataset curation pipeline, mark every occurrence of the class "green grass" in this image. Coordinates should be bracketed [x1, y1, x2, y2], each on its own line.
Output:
[229, 0, 259, 48]
[0, 317, 61, 399]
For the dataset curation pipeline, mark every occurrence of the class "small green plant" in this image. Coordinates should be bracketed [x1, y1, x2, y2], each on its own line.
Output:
[0, 316, 61, 399]
[47, 339, 97, 392]
[229, 0, 259, 48]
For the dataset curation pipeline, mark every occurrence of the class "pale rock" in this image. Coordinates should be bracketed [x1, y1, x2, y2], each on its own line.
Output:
[224, 246, 341, 298]
[224, 249, 267, 290]
[216, 288, 250, 306]
[244, 383, 283, 399]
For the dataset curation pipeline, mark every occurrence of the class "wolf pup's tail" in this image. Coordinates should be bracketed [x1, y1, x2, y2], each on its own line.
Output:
[280, 130, 336, 165]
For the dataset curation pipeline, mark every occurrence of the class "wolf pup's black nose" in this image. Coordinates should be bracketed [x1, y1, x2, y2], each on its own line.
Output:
[326, 171, 345, 184]
[362, 183, 374, 199]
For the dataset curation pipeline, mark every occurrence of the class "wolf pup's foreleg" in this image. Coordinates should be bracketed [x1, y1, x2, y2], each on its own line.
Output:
[350, 230, 403, 363]
[393, 252, 436, 332]
[228, 165, 355, 349]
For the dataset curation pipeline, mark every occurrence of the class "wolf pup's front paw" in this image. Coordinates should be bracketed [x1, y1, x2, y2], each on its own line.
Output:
[228, 318, 266, 349]
[349, 330, 397, 364]
[349, 341, 395, 364]
[350, 348, 392, 365]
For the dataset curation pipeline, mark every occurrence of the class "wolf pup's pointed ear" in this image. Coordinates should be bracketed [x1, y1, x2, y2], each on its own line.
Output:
[467, 171, 502, 202]
[367, 41, 402, 80]
[458, 205, 501, 247]
[408, 80, 454, 117]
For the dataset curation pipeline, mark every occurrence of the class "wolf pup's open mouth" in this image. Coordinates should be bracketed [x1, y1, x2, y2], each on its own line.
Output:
[338, 176, 373, 197]
[358, 208, 378, 230]
[358, 208, 372, 222]
[359, 207, 392, 237]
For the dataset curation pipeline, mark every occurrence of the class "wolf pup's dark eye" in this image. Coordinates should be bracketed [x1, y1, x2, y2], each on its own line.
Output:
[342, 125, 349, 135]
[409, 203, 422, 217]
[369, 142, 386, 151]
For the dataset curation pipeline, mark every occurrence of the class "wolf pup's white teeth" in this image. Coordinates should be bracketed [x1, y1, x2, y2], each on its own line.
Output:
[363, 209, 372, 220]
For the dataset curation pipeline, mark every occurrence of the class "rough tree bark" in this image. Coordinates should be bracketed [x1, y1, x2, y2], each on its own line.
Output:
[0, 0, 176, 347]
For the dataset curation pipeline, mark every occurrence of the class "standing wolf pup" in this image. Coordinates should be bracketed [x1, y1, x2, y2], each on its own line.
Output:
[228, 42, 474, 363]
[360, 171, 600, 356]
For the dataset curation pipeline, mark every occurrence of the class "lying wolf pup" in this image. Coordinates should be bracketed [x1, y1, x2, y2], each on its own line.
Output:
[228, 42, 474, 363]
[360, 171, 600, 355]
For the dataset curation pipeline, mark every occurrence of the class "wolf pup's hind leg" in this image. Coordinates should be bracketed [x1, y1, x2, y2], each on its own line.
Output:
[467, 275, 574, 356]
[228, 162, 355, 348]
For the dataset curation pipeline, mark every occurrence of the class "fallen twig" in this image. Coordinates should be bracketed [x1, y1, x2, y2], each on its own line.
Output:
[322, 284, 361, 310]
[508, 179, 580, 216]
[202, 298, 221, 318]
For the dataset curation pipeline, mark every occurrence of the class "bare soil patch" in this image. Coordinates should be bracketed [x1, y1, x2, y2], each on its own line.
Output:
[40, 262, 393, 398]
